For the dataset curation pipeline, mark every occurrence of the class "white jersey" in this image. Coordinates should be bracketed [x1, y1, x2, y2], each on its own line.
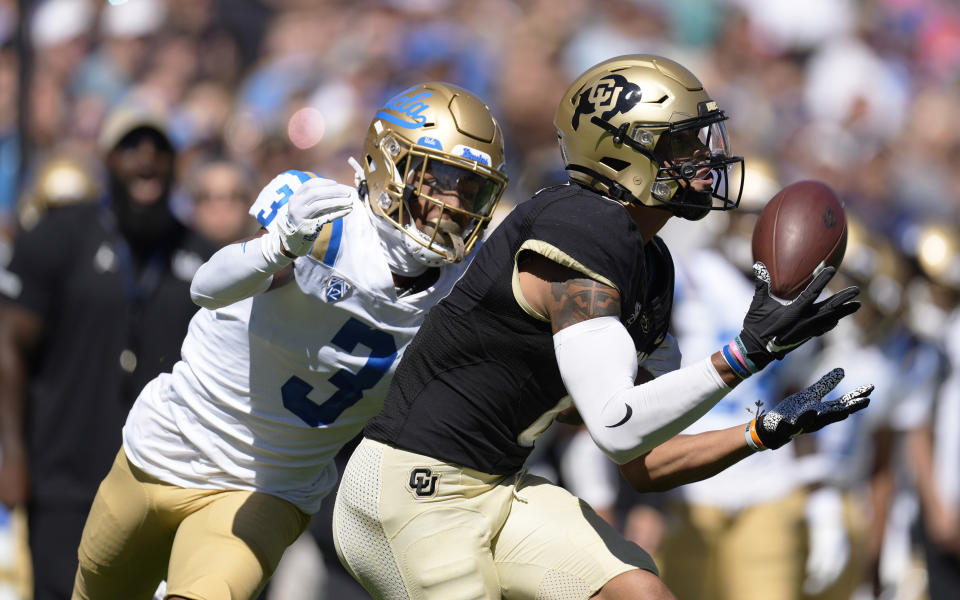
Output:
[668, 248, 807, 511]
[124, 170, 468, 513]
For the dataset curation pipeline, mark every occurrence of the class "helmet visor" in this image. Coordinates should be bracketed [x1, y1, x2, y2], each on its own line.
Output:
[414, 159, 504, 219]
[653, 119, 730, 168]
[395, 150, 507, 261]
[650, 115, 743, 219]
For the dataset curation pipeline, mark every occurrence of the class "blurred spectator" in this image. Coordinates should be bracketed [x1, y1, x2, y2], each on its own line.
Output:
[903, 223, 960, 600]
[0, 41, 17, 243]
[73, 0, 166, 108]
[186, 158, 256, 247]
[0, 102, 212, 599]
[800, 217, 930, 600]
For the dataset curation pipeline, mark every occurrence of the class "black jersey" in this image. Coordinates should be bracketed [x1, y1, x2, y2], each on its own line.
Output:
[365, 183, 673, 474]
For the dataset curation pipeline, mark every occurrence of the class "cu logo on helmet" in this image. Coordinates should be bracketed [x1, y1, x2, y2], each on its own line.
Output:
[572, 74, 642, 130]
[408, 468, 439, 497]
[587, 80, 620, 111]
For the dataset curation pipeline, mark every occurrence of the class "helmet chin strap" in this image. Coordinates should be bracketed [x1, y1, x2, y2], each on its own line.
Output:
[421, 219, 465, 262]
[372, 216, 431, 277]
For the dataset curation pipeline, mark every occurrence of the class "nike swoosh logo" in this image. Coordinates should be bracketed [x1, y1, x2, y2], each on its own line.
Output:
[765, 338, 804, 353]
[606, 404, 633, 428]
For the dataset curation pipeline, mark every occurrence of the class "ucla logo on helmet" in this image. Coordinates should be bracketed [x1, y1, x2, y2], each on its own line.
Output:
[322, 275, 353, 303]
[572, 74, 642, 130]
[376, 88, 433, 129]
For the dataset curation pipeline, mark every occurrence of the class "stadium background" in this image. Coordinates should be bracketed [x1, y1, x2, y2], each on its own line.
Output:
[0, 0, 959, 599]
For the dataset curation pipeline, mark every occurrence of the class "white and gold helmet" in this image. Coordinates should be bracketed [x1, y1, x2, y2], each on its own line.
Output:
[360, 82, 508, 266]
[554, 54, 743, 220]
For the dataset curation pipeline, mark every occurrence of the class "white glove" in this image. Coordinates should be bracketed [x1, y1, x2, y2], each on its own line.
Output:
[275, 178, 354, 257]
[803, 486, 849, 595]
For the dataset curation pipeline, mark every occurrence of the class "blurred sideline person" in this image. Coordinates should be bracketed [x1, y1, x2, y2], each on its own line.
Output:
[333, 55, 870, 600]
[0, 104, 214, 600]
[652, 163, 824, 600]
[71, 82, 508, 600]
[0, 153, 100, 600]
[902, 223, 960, 600]
[801, 219, 931, 600]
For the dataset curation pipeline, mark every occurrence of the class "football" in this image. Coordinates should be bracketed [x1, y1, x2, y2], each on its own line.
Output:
[751, 180, 848, 300]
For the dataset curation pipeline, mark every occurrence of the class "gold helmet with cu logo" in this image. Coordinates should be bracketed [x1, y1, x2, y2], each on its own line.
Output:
[360, 82, 508, 267]
[554, 54, 744, 220]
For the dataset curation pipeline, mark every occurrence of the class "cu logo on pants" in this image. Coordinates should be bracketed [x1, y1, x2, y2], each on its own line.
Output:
[409, 468, 439, 497]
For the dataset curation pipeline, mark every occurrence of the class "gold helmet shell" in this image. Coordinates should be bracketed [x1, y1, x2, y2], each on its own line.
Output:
[361, 82, 508, 265]
[20, 155, 99, 230]
[841, 215, 909, 317]
[34, 155, 98, 209]
[554, 54, 743, 220]
[915, 222, 960, 291]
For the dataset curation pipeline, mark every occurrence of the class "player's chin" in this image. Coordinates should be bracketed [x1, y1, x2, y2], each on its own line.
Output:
[689, 177, 714, 192]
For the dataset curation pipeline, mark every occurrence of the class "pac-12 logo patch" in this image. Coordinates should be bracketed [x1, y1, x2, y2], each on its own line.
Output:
[322, 275, 353, 303]
[408, 467, 439, 498]
[572, 73, 642, 130]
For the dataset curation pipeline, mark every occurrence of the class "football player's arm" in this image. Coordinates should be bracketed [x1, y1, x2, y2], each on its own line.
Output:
[519, 254, 741, 465]
[619, 370, 872, 492]
[189, 228, 295, 310]
[190, 175, 353, 310]
[617, 426, 754, 492]
[0, 303, 43, 509]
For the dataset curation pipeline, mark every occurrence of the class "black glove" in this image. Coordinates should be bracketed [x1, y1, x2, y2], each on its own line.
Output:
[732, 263, 860, 374]
[749, 368, 873, 450]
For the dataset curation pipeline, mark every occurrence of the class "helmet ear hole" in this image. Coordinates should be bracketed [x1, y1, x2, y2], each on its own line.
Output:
[599, 157, 630, 172]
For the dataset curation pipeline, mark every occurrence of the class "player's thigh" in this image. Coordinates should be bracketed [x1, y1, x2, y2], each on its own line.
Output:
[73, 449, 176, 600]
[165, 489, 310, 600]
[657, 501, 725, 600]
[334, 438, 505, 600]
[719, 490, 805, 600]
[493, 475, 661, 600]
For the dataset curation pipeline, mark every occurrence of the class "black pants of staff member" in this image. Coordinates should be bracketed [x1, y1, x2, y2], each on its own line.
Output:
[921, 521, 960, 600]
[28, 502, 88, 600]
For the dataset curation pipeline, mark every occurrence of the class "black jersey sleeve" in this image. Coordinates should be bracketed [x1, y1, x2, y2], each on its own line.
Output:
[520, 186, 646, 298]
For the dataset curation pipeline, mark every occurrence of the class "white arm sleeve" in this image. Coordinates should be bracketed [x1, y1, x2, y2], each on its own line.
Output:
[639, 331, 681, 377]
[554, 316, 731, 464]
[189, 233, 292, 310]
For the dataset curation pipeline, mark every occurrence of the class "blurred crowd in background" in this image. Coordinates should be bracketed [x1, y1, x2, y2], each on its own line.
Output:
[0, 0, 958, 599]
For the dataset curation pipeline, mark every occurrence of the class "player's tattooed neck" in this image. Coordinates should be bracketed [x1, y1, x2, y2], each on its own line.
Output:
[549, 278, 620, 333]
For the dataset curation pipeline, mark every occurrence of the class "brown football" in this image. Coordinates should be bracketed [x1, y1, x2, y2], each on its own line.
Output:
[751, 180, 848, 300]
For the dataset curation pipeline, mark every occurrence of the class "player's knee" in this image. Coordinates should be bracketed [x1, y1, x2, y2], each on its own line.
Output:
[595, 568, 675, 600]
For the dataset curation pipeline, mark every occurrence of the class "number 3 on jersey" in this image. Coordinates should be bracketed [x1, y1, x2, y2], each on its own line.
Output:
[282, 318, 398, 426]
